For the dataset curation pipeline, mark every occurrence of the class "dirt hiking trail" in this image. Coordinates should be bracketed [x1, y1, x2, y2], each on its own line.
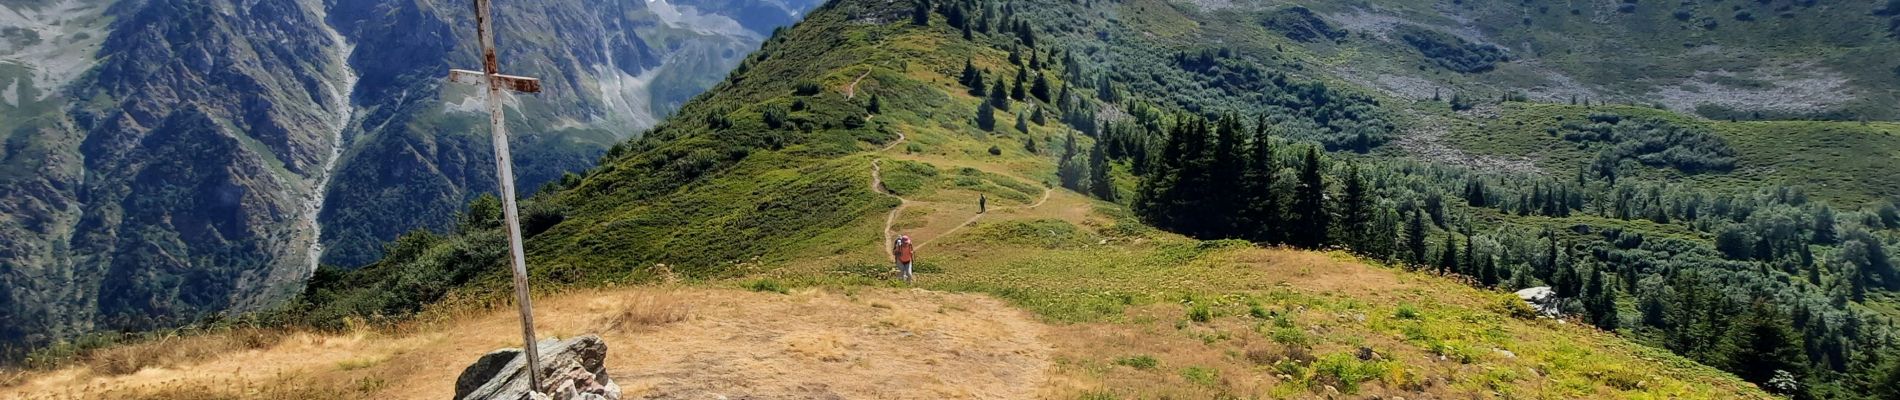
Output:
[1, 288, 1052, 399]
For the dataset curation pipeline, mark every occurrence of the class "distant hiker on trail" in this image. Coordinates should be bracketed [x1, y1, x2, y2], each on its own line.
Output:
[894, 234, 916, 284]
[979, 194, 988, 214]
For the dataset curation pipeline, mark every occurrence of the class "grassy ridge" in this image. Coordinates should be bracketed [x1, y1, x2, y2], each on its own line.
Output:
[124, 0, 1887, 397]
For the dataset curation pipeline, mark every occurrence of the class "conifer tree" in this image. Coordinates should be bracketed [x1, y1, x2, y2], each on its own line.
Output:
[1813, 205, 1838, 245]
[1011, 69, 1027, 101]
[1479, 251, 1500, 287]
[975, 100, 996, 131]
[867, 94, 882, 114]
[1243, 117, 1282, 243]
[1209, 115, 1244, 236]
[990, 78, 1011, 111]
[1439, 234, 1460, 275]
[1459, 233, 1477, 277]
[1031, 73, 1052, 102]
[1340, 163, 1370, 251]
[1090, 138, 1115, 201]
[1292, 146, 1329, 247]
[1137, 116, 1211, 235]
[1406, 208, 1429, 266]
[1015, 22, 1036, 47]
[960, 59, 978, 86]
[1015, 112, 1029, 132]
[1058, 133, 1086, 192]
[1726, 303, 1804, 393]
[912, 0, 931, 25]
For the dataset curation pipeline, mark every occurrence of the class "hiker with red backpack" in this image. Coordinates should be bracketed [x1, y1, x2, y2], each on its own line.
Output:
[893, 234, 915, 284]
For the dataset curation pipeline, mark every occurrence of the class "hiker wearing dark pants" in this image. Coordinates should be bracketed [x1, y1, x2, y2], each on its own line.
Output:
[894, 234, 915, 284]
[979, 194, 988, 214]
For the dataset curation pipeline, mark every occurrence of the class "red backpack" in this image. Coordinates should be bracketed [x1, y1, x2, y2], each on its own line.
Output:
[895, 238, 915, 263]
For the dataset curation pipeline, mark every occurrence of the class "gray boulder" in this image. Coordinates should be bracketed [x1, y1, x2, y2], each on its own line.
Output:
[454, 334, 622, 400]
[1514, 286, 1564, 317]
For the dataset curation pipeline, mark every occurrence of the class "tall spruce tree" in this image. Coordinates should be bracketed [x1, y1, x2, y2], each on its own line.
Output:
[975, 100, 996, 131]
[912, 0, 931, 25]
[1089, 138, 1115, 201]
[990, 78, 1010, 111]
[1031, 73, 1052, 102]
[1292, 146, 1329, 247]
[1726, 303, 1805, 393]
[1058, 133, 1086, 192]
[1243, 117, 1282, 243]
[1137, 116, 1213, 235]
[1584, 268, 1617, 329]
[1011, 68, 1028, 101]
[1209, 115, 1244, 236]
[1439, 234, 1460, 275]
[964, 64, 986, 96]
[1406, 208, 1429, 266]
[1340, 162, 1371, 251]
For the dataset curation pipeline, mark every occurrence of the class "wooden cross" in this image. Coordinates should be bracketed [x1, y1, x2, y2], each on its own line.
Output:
[448, 0, 546, 390]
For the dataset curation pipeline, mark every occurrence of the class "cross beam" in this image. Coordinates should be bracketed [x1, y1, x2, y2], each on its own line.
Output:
[447, 0, 547, 391]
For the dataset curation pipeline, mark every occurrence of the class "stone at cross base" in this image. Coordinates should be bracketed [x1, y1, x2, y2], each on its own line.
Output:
[455, 334, 622, 400]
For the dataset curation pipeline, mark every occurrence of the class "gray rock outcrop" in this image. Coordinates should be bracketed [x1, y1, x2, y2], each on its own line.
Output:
[454, 334, 621, 400]
[1514, 286, 1564, 317]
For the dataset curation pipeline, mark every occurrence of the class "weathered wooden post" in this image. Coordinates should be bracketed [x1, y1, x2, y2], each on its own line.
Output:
[447, 0, 547, 390]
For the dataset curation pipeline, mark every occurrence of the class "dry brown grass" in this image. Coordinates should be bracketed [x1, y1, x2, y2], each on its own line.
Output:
[592, 291, 692, 333]
[36, 375, 386, 400]
[75, 328, 289, 376]
[0, 367, 27, 389]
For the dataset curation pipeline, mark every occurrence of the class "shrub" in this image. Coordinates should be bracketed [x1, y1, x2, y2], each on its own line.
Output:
[1270, 326, 1310, 347]
[1187, 303, 1214, 322]
[1115, 355, 1160, 370]
[1180, 366, 1220, 387]
[1398, 26, 1509, 73]
[1261, 6, 1346, 43]
[1249, 303, 1271, 319]
[746, 279, 789, 294]
[1493, 295, 1538, 319]
[1394, 304, 1421, 320]
[520, 201, 568, 238]
[988, 145, 1002, 155]
[1312, 353, 1388, 394]
[792, 81, 822, 96]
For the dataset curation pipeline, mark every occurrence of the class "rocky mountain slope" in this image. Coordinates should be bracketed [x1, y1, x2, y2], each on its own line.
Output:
[0, 0, 817, 356]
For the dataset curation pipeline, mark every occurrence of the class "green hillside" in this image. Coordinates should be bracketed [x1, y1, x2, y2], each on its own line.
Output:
[243, 0, 1900, 398]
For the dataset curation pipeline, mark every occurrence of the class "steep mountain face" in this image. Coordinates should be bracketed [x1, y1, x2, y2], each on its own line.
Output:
[0, 0, 815, 355]
[1285, 0, 1900, 120]
[314, 0, 822, 268]
[1, 0, 359, 348]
